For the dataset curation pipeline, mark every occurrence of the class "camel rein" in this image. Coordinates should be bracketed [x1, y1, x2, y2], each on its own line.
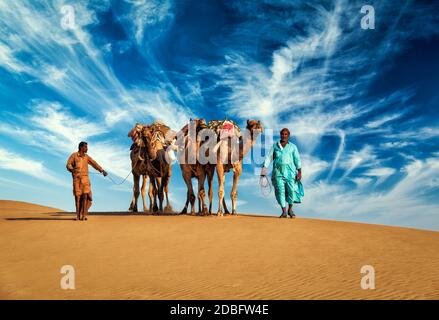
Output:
[88, 149, 142, 186]
[89, 145, 162, 186]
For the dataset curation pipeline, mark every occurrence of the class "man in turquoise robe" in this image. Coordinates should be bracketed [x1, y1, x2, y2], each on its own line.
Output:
[261, 128, 303, 218]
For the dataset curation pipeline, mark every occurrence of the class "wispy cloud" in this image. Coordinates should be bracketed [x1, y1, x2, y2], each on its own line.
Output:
[303, 154, 439, 229]
[0, 101, 134, 178]
[0, 0, 192, 129]
[0, 147, 66, 186]
[0, 0, 438, 229]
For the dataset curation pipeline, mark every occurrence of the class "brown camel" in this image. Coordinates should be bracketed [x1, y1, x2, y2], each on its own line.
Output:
[128, 144, 154, 212]
[145, 123, 175, 213]
[177, 119, 216, 215]
[128, 123, 173, 213]
[215, 119, 263, 216]
[128, 124, 156, 212]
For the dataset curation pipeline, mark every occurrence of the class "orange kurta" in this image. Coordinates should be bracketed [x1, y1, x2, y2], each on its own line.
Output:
[66, 152, 103, 197]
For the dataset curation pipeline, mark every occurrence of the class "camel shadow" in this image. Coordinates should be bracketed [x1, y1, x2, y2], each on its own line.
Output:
[4, 211, 227, 221]
[54, 211, 180, 216]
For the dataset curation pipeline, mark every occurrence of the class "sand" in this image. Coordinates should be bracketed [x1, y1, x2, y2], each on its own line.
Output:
[0, 200, 438, 300]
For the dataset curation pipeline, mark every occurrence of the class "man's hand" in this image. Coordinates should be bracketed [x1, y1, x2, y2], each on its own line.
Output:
[102, 170, 108, 177]
[260, 167, 268, 176]
[296, 169, 302, 181]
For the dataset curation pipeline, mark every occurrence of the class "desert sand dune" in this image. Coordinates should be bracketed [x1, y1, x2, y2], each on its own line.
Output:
[0, 200, 438, 300]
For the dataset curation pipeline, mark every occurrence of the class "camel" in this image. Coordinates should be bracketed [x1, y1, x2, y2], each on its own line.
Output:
[128, 144, 155, 212]
[215, 119, 263, 216]
[177, 119, 216, 215]
[144, 123, 175, 213]
[128, 123, 173, 213]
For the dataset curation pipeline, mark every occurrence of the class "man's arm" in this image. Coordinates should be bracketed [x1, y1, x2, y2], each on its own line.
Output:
[262, 145, 275, 169]
[66, 153, 75, 173]
[293, 145, 302, 181]
[87, 156, 107, 176]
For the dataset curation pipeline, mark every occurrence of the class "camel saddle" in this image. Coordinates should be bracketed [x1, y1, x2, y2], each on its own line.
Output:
[207, 119, 241, 140]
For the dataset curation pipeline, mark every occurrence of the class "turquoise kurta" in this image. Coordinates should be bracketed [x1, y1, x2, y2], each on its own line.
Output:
[263, 141, 303, 207]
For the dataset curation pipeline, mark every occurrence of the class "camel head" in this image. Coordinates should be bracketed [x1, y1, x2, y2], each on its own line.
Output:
[245, 119, 264, 140]
[141, 126, 159, 160]
[190, 118, 207, 131]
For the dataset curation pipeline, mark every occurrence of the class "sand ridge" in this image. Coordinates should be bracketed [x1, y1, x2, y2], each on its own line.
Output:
[0, 200, 438, 299]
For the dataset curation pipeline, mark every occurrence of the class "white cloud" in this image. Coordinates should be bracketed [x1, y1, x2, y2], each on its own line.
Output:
[380, 141, 413, 149]
[301, 154, 329, 183]
[340, 145, 377, 179]
[0, 101, 107, 155]
[0, 147, 66, 186]
[0, 101, 135, 179]
[364, 167, 396, 185]
[0, 0, 192, 130]
[351, 177, 373, 186]
[0, 42, 28, 73]
[301, 154, 439, 229]
[90, 141, 132, 179]
[365, 113, 405, 129]
[123, 0, 174, 45]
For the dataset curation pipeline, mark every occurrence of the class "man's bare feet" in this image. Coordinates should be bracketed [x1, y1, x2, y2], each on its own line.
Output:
[288, 209, 296, 218]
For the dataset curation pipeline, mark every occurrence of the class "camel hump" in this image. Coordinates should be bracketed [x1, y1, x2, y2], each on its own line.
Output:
[207, 119, 242, 139]
[128, 123, 147, 147]
[150, 121, 171, 137]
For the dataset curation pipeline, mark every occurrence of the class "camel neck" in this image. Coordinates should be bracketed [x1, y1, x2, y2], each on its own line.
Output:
[240, 131, 259, 160]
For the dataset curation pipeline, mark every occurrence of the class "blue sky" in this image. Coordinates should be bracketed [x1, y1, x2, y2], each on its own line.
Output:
[0, 0, 438, 230]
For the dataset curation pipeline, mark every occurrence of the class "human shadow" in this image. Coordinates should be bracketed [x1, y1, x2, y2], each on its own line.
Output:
[5, 217, 76, 221]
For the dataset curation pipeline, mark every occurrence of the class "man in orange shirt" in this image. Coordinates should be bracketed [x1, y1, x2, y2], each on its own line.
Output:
[66, 141, 107, 221]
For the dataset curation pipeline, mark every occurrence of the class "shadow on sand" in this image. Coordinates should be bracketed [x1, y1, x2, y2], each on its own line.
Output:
[5, 214, 76, 221]
[76, 211, 180, 216]
[4, 211, 276, 221]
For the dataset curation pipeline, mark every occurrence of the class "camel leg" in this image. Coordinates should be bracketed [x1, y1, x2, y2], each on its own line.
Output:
[179, 166, 189, 215]
[87, 197, 92, 211]
[148, 178, 155, 213]
[160, 173, 170, 213]
[184, 173, 196, 215]
[129, 173, 140, 212]
[181, 197, 189, 215]
[156, 177, 164, 213]
[197, 172, 208, 215]
[141, 175, 148, 212]
[164, 181, 171, 212]
[164, 165, 173, 211]
[207, 166, 214, 215]
[216, 164, 225, 217]
[231, 165, 242, 215]
[150, 176, 159, 213]
[223, 198, 230, 214]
